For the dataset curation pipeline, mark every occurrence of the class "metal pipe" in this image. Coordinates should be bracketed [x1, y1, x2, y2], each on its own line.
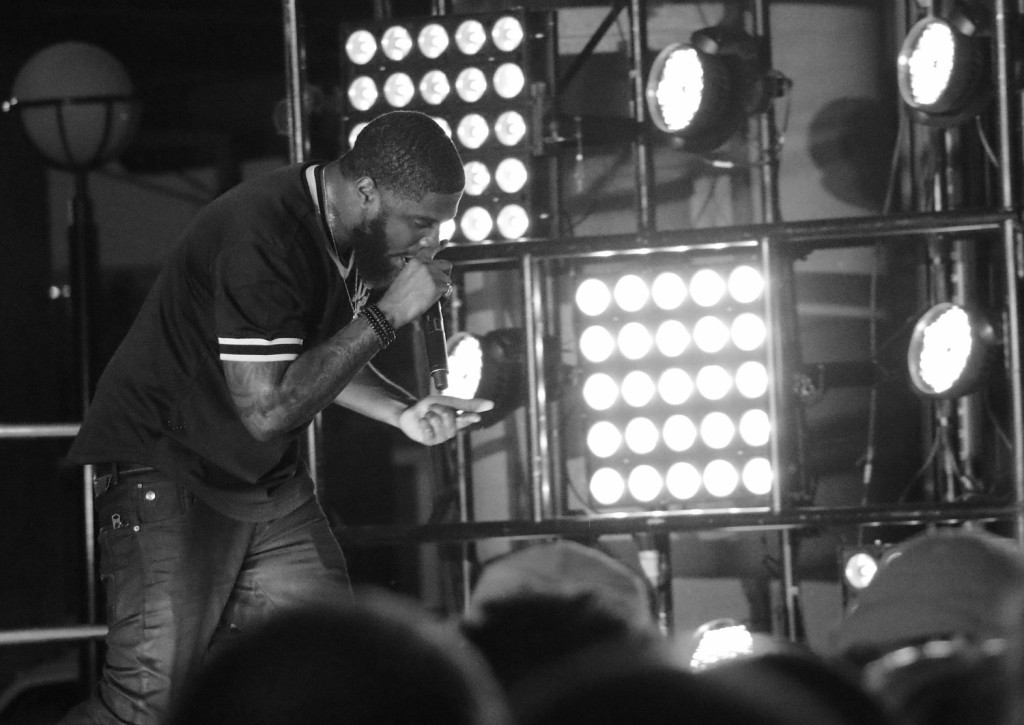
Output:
[281, 0, 308, 165]
[332, 502, 1024, 546]
[522, 254, 551, 521]
[752, 0, 781, 223]
[0, 625, 108, 647]
[0, 423, 80, 438]
[440, 209, 1012, 265]
[627, 0, 655, 232]
[993, 0, 1024, 545]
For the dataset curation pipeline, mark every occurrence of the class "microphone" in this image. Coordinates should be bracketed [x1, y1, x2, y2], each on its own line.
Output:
[422, 300, 449, 391]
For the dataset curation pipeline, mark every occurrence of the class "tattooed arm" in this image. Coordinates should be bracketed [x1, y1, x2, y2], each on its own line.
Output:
[222, 314, 386, 443]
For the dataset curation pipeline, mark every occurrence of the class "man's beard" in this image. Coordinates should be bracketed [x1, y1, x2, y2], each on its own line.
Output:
[349, 210, 398, 289]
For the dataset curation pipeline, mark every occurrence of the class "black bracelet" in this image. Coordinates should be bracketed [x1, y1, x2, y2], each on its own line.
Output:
[359, 303, 397, 349]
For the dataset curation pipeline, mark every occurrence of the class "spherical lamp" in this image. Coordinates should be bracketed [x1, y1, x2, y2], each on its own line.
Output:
[7, 41, 139, 169]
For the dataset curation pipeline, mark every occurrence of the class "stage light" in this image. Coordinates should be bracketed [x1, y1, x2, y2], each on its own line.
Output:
[573, 255, 774, 513]
[446, 328, 563, 428]
[645, 26, 788, 152]
[341, 10, 556, 243]
[839, 543, 894, 606]
[897, 7, 991, 126]
[464, 160, 491, 196]
[455, 20, 486, 55]
[907, 302, 998, 398]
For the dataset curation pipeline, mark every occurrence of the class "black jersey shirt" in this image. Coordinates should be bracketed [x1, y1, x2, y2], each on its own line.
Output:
[68, 164, 354, 522]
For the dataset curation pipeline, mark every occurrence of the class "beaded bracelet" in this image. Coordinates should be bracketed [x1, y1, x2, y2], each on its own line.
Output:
[359, 303, 397, 350]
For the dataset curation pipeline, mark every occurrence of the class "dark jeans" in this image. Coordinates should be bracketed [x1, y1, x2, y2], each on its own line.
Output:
[59, 467, 353, 725]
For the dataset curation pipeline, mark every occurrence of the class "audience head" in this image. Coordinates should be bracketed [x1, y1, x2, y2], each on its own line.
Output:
[459, 540, 660, 690]
[511, 639, 803, 725]
[700, 649, 903, 725]
[166, 589, 512, 725]
[830, 527, 1024, 665]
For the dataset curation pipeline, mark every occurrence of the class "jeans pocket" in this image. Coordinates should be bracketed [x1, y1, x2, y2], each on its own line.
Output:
[135, 476, 195, 525]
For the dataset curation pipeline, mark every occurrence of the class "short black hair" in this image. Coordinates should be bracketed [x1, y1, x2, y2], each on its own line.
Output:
[341, 110, 464, 200]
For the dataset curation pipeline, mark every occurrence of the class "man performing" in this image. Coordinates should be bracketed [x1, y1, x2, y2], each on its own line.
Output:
[60, 110, 491, 724]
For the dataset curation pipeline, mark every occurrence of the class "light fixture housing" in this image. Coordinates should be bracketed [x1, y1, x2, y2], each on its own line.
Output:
[446, 328, 563, 428]
[645, 26, 784, 152]
[906, 302, 998, 399]
[896, 10, 992, 126]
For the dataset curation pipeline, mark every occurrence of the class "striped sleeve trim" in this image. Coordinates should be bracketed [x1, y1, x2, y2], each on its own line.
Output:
[218, 337, 303, 362]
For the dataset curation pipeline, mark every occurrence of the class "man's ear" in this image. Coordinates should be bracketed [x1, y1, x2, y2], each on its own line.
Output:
[354, 176, 377, 208]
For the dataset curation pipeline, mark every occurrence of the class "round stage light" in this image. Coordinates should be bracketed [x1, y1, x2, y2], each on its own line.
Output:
[432, 117, 452, 137]
[655, 319, 689, 357]
[383, 72, 414, 107]
[844, 552, 879, 590]
[624, 417, 659, 454]
[742, 457, 773, 495]
[693, 315, 730, 353]
[646, 44, 705, 133]
[579, 325, 615, 363]
[696, 365, 732, 400]
[667, 462, 701, 500]
[494, 111, 527, 146]
[618, 322, 653, 360]
[347, 122, 368, 150]
[587, 421, 623, 458]
[621, 370, 655, 407]
[704, 459, 739, 497]
[700, 411, 735, 449]
[492, 16, 525, 52]
[495, 158, 528, 193]
[418, 23, 450, 59]
[582, 373, 618, 411]
[345, 30, 377, 65]
[738, 409, 770, 447]
[496, 204, 529, 239]
[897, 15, 990, 124]
[628, 465, 663, 503]
[690, 269, 726, 307]
[493, 63, 526, 99]
[460, 206, 493, 242]
[907, 302, 997, 398]
[614, 275, 649, 312]
[590, 468, 626, 505]
[735, 361, 769, 399]
[463, 161, 491, 196]
[728, 265, 765, 303]
[663, 414, 697, 452]
[576, 279, 612, 317]
[347, 77, 378, 112]
[456, 113, 490, 149]
[658, 368, 693, 405]
[381, 26, 413, 61]
[455, 67, 487, 103]
[455, 20, 487, 55]
[446, 333, 483, 400]
[731, 312, 766, 351]
[652, 271, 686, 310]
[419, 70, 450, 105]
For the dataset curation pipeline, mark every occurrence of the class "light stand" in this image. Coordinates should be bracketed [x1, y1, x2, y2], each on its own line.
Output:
[3, 40, 139, 690]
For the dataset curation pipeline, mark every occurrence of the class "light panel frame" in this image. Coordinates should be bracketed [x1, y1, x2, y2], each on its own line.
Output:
[340, 10, 558, 244]
[571, 249, 778, 514]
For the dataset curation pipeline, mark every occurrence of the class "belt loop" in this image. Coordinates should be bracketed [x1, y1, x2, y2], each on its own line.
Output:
[111, 462, 120, 489]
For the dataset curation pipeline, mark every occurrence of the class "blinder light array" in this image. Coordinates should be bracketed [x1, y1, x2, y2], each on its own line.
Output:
[574, 259, 774, 511]
[341, 11, 556, 243]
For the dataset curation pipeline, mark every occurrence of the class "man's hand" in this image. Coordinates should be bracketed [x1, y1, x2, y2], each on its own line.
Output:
[398, 395, 494, 445]
[376, 245, 451, 329]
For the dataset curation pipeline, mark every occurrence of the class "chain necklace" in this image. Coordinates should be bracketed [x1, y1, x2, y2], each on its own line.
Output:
[315, 164, 369, 315]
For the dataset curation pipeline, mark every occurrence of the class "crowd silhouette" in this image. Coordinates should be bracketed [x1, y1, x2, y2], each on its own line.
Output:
[160, 530, 1024, 725]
